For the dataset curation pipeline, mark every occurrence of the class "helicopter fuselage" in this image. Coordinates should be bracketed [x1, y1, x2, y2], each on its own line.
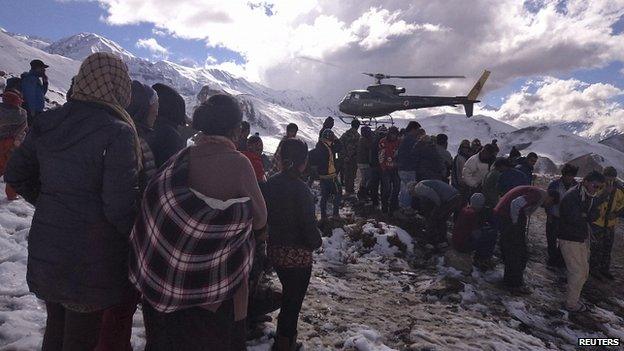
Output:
[338, 84, 477, 118]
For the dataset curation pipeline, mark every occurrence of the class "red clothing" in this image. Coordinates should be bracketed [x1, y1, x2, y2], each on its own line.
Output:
[0, 138, 14, 175]
[452, 206, 479, 252]
[242, 151, 266, 182]
[378, 137, 400, 171]
[494, 185, 546, 220]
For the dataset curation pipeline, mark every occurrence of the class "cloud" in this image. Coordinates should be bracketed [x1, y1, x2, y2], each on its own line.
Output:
[136, 37, 168, 58]
[93, 0, 623, 105]
[489, 76, 624, 138]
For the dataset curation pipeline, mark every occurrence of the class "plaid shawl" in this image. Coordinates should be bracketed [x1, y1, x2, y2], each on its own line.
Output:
[129, 147, 255, 313]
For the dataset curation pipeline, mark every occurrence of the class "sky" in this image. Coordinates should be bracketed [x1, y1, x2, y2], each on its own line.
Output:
[1, 0, 623, 136]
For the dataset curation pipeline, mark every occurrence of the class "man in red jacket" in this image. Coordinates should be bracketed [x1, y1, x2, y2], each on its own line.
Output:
[494, 186, 559, 293]
[378, 126, 401, 214]
[242, 135, 267, 183]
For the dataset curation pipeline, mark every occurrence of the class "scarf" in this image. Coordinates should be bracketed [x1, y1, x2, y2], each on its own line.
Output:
[70, 52, 142, 168]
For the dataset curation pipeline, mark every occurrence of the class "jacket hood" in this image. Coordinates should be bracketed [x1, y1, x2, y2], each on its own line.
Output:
[126, 80, 156, 129]
[32, 101, 122, 152]
[153, 83, 186, 127]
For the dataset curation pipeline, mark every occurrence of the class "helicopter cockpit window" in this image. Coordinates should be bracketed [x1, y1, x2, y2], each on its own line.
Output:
[353, 93, 360, 99]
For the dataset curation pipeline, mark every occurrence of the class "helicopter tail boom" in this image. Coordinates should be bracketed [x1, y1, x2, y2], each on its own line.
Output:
[463, 103, 474, 117]
[466, 70, 491, 101]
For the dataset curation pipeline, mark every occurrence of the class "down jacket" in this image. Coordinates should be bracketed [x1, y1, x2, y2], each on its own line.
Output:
[5, 101, 139, 308]
[462, 153, 490, 188]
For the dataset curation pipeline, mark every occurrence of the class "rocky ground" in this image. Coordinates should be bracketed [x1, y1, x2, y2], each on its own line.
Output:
[0, 181, 623, 350]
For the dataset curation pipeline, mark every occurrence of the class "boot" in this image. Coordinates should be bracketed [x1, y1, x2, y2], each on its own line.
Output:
[272, 333, 301, 351]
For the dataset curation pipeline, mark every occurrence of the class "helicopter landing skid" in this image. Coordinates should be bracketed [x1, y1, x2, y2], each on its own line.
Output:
[337, 115, 395, 127]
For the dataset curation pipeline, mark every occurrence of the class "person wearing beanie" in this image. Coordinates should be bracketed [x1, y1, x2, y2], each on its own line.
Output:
[339, 119, 361, 196]
[149, 83, 187, 167]
[589, 166, 624, 280]
[6, 52, 140, 350]
[452, 192, 499, 270]
[309, 128, 342, 219]
[130, 94, 267, 349]
[0, 83, 28, 201]
[262, 138, 322, 351]
[409, 179, 462, 248]
[545, 163, 578, 268]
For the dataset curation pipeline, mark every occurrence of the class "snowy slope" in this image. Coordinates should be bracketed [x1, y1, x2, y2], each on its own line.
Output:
[407, 114, 517, 154]
[391, 113, 624, 175]
[599, 134, 624, 153]
[0, 30, 79, 104]
[498, 125, 624, 175]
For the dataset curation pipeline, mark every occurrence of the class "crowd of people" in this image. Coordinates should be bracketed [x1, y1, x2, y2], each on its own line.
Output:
[0, 53, 621, 350]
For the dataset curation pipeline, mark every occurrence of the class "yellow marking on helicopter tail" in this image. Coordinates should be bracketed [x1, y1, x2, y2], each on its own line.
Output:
[467, 70, 491, 101]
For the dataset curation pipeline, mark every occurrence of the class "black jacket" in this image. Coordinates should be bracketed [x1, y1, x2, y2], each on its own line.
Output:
[558, 185, 603, 242]
[5, 101, 139, 308]
[262, 172, 322, 250]
[413, 140, 445, 181]
[309, 141, 335, 177]
[147, 121, 186, 168]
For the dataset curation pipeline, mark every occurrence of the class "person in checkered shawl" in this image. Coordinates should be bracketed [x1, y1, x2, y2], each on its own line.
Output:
[5, 52, 141, 350]
[130, 94, 267, 350]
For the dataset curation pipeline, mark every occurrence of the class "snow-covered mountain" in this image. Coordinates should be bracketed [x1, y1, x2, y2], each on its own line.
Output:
[46, 32, 136, 62]
[0, 30, 334, 148]
[45, 33, 335, 118]
[3, 29, 624, 171]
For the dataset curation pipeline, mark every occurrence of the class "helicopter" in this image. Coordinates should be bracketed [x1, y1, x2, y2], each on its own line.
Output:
[338, 70, 491, 124]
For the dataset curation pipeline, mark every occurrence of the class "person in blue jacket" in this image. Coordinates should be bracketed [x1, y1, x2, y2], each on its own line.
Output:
[20, 59, 49, 124]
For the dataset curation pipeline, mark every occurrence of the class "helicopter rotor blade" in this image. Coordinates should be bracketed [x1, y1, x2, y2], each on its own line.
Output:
[295, 56, 346, 69]
[387, 75, 466, 79]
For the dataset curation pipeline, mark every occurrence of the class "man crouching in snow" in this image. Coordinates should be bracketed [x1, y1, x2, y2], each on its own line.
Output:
[452, 193, 499, 271]
[409, 179, 463, 250]
[493, 186, 559, 295]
